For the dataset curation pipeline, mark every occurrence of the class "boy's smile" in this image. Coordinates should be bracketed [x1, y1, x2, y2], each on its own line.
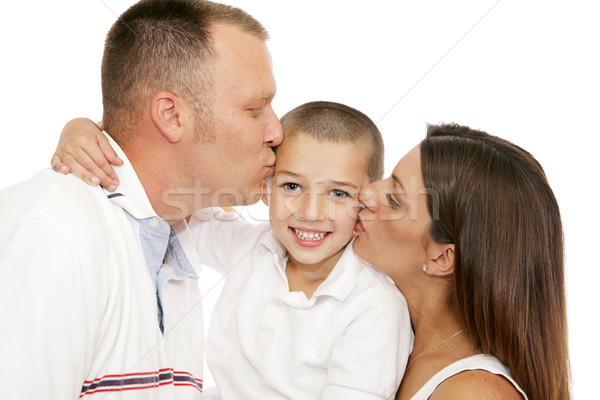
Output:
[267, 133, 370, 276]
[290, 227, 330, 247]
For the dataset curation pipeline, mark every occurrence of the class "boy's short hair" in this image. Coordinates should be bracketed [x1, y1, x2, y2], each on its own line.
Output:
[102, 0, 268, 144]
[280, 101, 384, 181]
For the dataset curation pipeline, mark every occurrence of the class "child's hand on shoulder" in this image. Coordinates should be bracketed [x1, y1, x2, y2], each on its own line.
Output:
[51, 118, 123, 191]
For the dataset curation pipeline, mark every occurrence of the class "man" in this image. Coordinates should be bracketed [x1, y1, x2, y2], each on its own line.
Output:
[0, 0, 282, 398]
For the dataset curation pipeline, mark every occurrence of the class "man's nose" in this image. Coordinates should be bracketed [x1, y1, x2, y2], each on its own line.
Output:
[265, 110, 283, 147]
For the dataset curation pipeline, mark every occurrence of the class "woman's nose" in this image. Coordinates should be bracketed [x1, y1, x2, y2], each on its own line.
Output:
[358, 182, 378, 211]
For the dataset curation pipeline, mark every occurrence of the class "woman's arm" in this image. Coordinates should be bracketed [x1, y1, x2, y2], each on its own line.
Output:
[51, 118, 123, 191]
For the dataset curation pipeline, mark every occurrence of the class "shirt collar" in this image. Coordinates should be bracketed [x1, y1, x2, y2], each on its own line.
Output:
[257, 228, 287, 260]
[172, 218, 203, 273]
[101, 131, 156, 220]
[311, 237, 363, 302]
[261, 233, 363, 304]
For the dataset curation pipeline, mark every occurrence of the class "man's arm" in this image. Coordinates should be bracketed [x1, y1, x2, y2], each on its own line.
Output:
[0, 218, 99, 399]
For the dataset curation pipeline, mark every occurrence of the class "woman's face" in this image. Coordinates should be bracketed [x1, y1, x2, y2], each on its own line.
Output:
[353, 145, 433, 284]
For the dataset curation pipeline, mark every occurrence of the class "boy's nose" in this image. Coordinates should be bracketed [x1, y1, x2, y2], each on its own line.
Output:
[296, 192, 325, 221]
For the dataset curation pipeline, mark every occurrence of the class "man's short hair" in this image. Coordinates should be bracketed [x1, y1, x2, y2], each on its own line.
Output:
[101, 0, 268, 143]
[279, 101, 384, 181]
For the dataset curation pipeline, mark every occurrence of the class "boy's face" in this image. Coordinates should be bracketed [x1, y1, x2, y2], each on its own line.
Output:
[267, 133, 370, 268]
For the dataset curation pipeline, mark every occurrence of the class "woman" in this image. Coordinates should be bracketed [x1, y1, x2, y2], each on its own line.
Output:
[353, 123, 570, 399]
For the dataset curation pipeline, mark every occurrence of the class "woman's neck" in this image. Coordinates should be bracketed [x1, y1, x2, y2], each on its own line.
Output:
[401, 278, 466, 351]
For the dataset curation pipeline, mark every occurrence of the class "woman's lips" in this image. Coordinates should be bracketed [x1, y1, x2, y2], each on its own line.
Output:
[355, 217, 365, 233]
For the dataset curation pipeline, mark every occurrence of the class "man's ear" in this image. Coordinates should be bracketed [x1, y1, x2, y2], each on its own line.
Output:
[261, 178, 271, 206]
[150, 91, 186, 144]
[425, 244, 455, 277]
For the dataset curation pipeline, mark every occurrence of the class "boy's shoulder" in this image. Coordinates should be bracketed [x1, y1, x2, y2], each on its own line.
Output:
[355, 256, 406, 303]
[328, 243, 407, 308]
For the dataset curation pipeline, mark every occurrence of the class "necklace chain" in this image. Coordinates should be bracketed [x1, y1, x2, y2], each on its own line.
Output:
[406, 329, 464, 370]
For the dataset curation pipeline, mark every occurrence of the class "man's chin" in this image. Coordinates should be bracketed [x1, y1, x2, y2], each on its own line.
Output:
[241, 191, 263, 206]
[217, 188, 262, 208]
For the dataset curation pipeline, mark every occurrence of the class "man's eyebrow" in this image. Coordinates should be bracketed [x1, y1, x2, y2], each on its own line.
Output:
[392, 174, 405, 191]
[249, 93, 274, 102]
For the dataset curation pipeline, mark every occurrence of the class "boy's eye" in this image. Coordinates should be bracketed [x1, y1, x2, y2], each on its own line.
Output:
[386, 193, 402, 209]
[282, 182, 301, 192]
[330, 189, 349, 198]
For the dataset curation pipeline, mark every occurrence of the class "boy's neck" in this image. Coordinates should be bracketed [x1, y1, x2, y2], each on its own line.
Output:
[285, 251, 343, 299]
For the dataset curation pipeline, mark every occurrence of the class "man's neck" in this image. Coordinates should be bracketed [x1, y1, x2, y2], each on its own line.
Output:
[120, 137, 193, 224]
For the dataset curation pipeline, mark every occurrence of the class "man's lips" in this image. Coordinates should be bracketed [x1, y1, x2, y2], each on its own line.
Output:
[265, 160, 276, 174]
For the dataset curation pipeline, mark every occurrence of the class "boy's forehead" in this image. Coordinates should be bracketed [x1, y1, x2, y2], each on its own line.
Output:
[274, 133, 371, 182]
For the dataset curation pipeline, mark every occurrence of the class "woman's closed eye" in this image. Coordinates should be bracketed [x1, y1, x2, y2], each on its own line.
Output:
[386, 193, 402, 209]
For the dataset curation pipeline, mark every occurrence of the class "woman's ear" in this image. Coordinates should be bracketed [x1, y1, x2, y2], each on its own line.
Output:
[150, 91, 186, 144]
[425, 244, 455, 276]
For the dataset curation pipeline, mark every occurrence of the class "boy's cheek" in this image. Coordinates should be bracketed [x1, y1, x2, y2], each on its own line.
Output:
[343, 199, 362, 219]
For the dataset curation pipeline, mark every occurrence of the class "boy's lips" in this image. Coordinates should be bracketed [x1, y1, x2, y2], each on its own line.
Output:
[289, 226, 331, 248]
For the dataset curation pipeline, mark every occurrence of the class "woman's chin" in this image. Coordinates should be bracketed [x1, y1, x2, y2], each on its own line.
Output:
[352, 236, 370, 262]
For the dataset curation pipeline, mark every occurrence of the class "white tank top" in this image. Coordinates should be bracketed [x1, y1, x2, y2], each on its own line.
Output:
[410, 354, 528, 399]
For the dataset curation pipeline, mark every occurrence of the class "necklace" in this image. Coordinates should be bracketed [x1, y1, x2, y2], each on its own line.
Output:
[406, 329, 464, 370]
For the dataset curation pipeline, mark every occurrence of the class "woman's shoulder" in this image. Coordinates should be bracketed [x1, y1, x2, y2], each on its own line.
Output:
[430, 368, 524, 400]
[415, 354, 527, 400]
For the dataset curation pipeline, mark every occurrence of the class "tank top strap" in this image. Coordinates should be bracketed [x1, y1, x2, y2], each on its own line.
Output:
[410, 354, 528, 399]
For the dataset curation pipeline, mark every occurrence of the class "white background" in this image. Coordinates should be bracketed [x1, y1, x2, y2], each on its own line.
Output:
[0, 1, 597, 397]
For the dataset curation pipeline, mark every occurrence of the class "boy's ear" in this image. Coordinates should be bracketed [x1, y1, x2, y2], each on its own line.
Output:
[425, 244, 455, 277]
[150, 91, 186, 144]
[261, 179, 270, 206]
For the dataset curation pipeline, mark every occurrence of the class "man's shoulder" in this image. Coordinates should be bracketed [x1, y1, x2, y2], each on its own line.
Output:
[0, 169, 118, 242]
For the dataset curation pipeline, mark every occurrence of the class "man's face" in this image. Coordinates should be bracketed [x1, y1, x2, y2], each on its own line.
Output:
[191, 24, 283, 207]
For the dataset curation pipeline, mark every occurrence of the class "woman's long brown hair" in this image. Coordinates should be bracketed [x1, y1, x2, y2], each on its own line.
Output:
[420, 124, 570, 399]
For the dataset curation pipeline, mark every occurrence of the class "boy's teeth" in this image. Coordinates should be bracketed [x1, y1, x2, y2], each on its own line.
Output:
[293, 228, 326, 241]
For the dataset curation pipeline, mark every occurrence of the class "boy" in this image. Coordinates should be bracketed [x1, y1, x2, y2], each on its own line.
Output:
[53, 101, 412, 399]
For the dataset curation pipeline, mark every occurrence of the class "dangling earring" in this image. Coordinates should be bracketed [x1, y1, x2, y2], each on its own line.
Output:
[422, 264, 428, 272]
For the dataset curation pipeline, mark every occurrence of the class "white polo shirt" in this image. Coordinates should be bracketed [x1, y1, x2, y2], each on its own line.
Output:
[0, 135, 204, 399]
[190, 208, 412, 400]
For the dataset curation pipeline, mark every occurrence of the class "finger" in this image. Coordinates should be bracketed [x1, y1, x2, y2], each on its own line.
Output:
[50, 155, 71, 174]
[97, 133, 124, 167]
[81, 147, 120, 192]
[62, 154, 100, 187]
[95, 120, 104, 131]
[84, 144, 120, 191]
[61, 152, 105, 188]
